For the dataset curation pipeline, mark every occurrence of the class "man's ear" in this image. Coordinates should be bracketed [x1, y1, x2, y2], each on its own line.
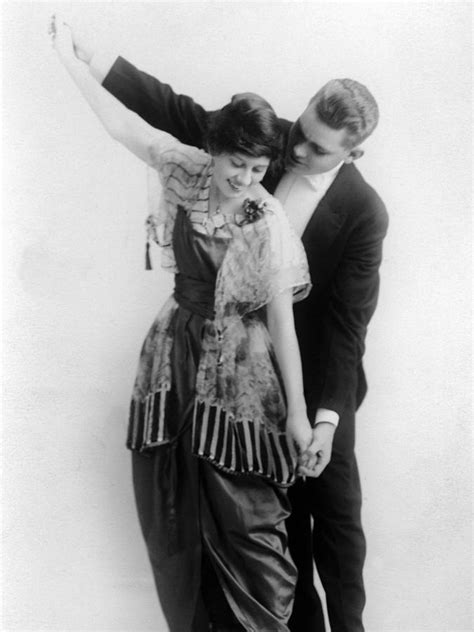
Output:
[344, 148, 364, 163]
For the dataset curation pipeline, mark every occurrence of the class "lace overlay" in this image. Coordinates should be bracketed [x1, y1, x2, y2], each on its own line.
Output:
[146, 140, 212, 272]
[132, 296, 177, 399]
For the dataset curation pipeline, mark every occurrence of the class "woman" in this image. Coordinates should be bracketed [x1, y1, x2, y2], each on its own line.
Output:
[51, 16, 312, 632]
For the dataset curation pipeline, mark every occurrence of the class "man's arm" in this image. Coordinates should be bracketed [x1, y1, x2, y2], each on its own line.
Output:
[102, 57, 210, 147]
[299, 200, 388, 477]
[69, 24, 210, 147]
[318, 200, 389, 416]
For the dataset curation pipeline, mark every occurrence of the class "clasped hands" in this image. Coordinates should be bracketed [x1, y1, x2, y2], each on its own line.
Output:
[287, 411, 335, 478]
[297, 421, 336, 478]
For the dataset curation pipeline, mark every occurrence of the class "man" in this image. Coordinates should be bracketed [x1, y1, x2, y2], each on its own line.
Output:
[74, 33, 388, 632]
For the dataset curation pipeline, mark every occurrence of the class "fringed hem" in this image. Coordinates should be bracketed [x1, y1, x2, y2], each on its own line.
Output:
[191, 399, 298, 486]
[127, 387, 171, 451]
[194, 450, 296, 488]
[126, 393, 298, 486]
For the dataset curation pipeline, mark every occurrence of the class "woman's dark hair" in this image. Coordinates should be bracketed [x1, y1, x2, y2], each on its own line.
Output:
[206, 93, 283, 161]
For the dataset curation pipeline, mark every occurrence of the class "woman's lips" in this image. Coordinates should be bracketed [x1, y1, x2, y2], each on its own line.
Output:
[228, 180, 243, 192]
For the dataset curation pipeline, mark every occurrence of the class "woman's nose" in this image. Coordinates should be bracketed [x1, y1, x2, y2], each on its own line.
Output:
[239, 169, 252, 185]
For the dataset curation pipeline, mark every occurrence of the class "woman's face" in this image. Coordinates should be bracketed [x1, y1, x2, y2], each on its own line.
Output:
[212, 153, 270, 200]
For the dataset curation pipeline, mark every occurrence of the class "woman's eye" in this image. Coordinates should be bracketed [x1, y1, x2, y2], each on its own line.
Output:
[231, 161, 243, 168]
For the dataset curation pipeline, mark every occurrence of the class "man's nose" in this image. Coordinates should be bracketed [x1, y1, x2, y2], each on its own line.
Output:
[293, 142, 307, 159]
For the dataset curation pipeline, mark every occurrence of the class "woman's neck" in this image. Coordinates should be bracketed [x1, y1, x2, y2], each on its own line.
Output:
[209, 184, 239, 216]
[209, 182, 263, 216]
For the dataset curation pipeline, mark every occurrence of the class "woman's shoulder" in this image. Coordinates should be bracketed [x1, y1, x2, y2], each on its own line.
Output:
[248, 185, 300, 245]
[164, 142, 210, 168]
[149, 136, 211, 178]
[249, 184, 283, 214]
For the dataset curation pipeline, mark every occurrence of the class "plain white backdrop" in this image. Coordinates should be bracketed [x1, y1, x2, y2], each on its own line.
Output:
[1, 2, 472, 631]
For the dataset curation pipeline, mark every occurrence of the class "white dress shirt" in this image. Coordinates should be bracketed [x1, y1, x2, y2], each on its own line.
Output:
[275, 163, 343, 427]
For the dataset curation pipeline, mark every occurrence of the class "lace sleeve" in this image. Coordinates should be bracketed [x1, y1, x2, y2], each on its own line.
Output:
[145, 142, 212, 271]
[264, 196, 311, 303]
[214, 196, 311, 321]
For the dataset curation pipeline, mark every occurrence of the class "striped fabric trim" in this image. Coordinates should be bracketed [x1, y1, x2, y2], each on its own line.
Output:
[127, 392, 298, 486]
[162, 158, 208, 179]
[192, 400, 298, 486]
[127, 388, 171, 451]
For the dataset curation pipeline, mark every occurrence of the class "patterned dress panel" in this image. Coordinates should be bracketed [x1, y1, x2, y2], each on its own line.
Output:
[128, 140, 311, 486]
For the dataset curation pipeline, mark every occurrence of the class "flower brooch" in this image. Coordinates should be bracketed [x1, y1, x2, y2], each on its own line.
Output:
[235, 198, 268, 226]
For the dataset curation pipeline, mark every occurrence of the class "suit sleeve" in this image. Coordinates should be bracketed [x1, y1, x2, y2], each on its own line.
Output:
[317, 201, 389, 416]
[102, 56, 211, 148]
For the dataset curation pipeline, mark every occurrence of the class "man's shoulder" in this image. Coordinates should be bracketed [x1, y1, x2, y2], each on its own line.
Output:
[336, 163, 388, 224]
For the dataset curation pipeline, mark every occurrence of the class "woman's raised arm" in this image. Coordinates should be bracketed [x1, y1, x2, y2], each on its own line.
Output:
[50, 15, 174, 165]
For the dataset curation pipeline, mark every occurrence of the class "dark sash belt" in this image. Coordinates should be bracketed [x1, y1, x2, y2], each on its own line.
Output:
[173, 273, 215, 320]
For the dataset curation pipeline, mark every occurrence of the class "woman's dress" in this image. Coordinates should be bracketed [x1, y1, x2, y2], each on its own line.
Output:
[127, 139, 311, 631]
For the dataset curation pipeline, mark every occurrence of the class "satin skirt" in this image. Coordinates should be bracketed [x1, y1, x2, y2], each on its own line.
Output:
[131, 293, 297, 630]
[132, 425, 297, 631]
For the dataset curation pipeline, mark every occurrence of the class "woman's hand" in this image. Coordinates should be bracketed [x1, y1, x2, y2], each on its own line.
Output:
[49, 15, 75, 63]
[286, 410, 313, 455]
[265, 290, 313, 457]
[298, 421, 336, 478]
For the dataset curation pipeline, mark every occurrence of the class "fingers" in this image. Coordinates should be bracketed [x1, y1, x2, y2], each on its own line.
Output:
[288, 420, 313, 455]
[298, 462, 324, 478]
[48, 14, 57, 42]
[302, 436, 322, 467]
[298, 466, 318, 478]
[48, 14, 71, 37]
[298, 458, 327, 478]
[296, 423, 334, 478]
[48, 14, 62, 44]
[302, 448, 323, 470]
[297, 434, 313, 455]
[297, 446, 329, 477]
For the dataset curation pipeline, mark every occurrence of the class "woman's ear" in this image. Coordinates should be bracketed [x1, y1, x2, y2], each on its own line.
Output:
[344, 148, 364, 163]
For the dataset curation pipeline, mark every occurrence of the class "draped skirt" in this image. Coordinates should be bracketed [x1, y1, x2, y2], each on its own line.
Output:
[130, 305, 297, 631]
[132, 427, 297, 631]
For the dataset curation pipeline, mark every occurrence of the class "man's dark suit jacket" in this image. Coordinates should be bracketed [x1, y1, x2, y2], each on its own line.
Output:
[104, 57, 389, 425]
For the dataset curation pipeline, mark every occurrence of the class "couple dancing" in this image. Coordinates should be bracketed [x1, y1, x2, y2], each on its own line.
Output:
[51, 15, 388, 632]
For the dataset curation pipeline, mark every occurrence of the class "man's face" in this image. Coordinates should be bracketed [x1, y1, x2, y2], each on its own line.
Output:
[284, 104, 354, 176]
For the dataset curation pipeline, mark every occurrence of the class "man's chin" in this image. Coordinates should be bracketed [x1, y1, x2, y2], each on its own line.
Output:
[286, 161, 308, 175]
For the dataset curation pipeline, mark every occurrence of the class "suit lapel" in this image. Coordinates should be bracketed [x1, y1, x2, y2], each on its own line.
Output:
[302, 163, 357, 252]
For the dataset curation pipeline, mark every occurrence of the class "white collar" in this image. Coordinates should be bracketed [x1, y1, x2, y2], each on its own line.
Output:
[303, 161, 344, 189]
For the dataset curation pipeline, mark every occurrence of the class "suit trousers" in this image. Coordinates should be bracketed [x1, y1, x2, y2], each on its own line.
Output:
[287, 401, 366, 632]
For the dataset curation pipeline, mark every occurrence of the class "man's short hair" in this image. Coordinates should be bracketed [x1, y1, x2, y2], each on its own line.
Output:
[311, 79, 379, 148]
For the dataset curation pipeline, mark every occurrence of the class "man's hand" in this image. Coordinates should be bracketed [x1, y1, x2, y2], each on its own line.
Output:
[70, 23, 96, 65]
[49, 15, 75, 63]
[48, 15, 96, 64]
[298, 421, 336, 477]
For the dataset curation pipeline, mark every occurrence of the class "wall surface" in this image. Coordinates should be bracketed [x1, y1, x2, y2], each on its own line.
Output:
[1, 2, 472, 631]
